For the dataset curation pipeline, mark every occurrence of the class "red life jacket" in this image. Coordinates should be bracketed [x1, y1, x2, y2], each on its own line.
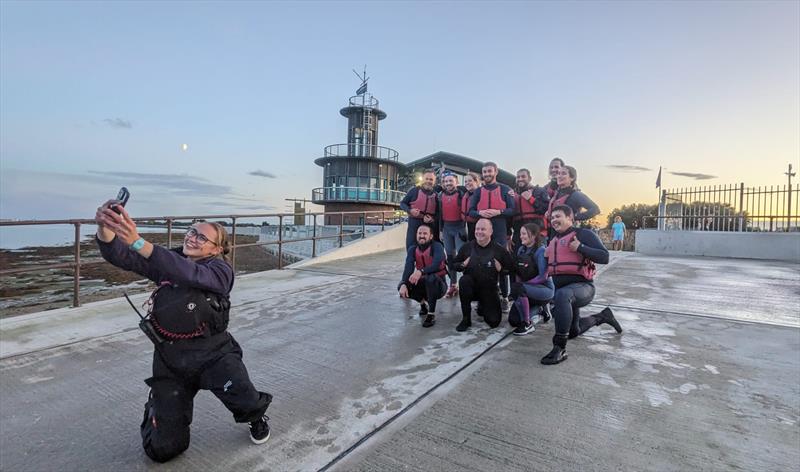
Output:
[512, 186, 546, 225]
[410, 188, 437, 218]
[545, 189, 571, 221]
[440, 191, 462, 223]
[476, 185, 507, 211]
[462, 191, 477, 223]
[545, 230, 596, 280]
[415, 245, 446, 277]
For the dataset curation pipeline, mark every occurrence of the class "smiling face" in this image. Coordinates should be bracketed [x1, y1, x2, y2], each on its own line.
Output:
[516, 170, 531, 189]
[475, 218, 493, 245]
[443, 175, 457, 192]
[182, 223, 222, 260]
[416, 224, 432, 246]
[481, 165, 497, 185]
[464, 174, 478, 191]
[421, 172, 435, 190]
[549, 159, 563, 179]
[519, 226, 532, 246]
[550, 209, 573, 233]
[556, 167, 574, 188]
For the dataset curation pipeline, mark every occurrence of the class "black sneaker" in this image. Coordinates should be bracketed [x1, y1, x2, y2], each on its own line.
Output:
[249, 415, 271, 445]
[422, 313, 436, 328]
[540, 346, 568, 365]
[513, 321, 535, 336]
[601, 307, 623, 333]
[418, 301, 428, 317]
[540, 304, 552, 324]
[456, 318, 471, 332]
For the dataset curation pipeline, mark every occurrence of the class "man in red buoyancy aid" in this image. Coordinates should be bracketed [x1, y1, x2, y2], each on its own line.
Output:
[400, 169, 439, 250]
[468, 161, 515, 309]
[508, 168, 550, 249]
[540, 205, 623, 365]
[438, 172, 466, 298]
[399, 224, 448, 328]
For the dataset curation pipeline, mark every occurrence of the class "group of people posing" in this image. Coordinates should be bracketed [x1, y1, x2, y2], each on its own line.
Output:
[398, 158, 623, 365]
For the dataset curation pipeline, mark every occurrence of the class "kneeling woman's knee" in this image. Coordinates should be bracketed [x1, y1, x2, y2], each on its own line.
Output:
[142, 416, 190, 463]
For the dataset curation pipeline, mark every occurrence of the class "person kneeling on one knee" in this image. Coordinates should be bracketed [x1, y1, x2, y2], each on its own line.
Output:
[452, 218, 513, 332]
[540, 205, 622, 365]
[399, 224, 448, 328]
[94, 202, 272, 464]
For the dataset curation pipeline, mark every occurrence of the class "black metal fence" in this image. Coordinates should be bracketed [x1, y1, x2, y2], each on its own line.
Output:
[653, 183, 799, 232]
[0, 209, 404, 308]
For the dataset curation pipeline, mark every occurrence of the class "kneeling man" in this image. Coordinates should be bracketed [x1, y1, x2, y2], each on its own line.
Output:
[453, 218, 513, 331]
[399, 224, 447, 328]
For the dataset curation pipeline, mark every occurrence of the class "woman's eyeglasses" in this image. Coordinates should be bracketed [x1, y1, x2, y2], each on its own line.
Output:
[185, 227, 218, 246]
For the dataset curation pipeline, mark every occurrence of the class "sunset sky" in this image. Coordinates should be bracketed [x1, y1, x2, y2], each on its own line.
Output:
[1, 0, 798, 223]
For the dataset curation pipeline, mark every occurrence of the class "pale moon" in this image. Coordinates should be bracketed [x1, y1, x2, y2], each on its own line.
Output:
[181, 143, 189, 152]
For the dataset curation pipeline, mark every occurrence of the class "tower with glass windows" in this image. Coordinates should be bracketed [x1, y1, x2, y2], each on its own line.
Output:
[312, 86, 405, 224]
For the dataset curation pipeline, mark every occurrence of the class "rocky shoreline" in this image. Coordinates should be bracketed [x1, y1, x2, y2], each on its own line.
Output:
[0, 233, 285, 317]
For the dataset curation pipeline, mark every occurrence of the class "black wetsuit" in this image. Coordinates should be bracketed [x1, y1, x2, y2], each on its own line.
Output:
[97, 238, 271, 463]
[399, 241, 448, 313]
[453, 240, 513, 328]
[510, 184, 550, 249]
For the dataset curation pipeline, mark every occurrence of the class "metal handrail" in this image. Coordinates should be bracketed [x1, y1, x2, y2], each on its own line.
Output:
[643, 214, 797, 232]
[323, 143, 399, 161]
[0, 209, 406, 308]
[347, 94, 379, 108]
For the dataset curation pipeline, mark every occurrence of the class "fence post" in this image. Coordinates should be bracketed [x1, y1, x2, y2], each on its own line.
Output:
[339, 215, 344, 248]
[73, 222, 81, 308]
[658, 190, 667, 230]
[231, 217, 237, 271]
[362, 212, 366, 239]
[738, 182, 745, 231]
[167, 218, 173, 248]
[381, 211, 386, 231]
[788, 183, 793, 232]
[278, 215, 283, 269]
[312, 214, 317, 258]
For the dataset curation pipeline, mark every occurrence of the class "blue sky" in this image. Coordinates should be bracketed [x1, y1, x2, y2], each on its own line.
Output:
[1, 0, 798, 220]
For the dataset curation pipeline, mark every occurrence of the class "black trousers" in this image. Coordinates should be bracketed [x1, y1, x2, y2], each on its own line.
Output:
[141, 333, 272, 463]
[552, 282, 604, 338]
[458, 274, 502, 328]
[407, 274, 447, 312]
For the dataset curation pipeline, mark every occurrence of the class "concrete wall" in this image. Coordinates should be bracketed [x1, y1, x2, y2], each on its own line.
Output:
[635, 230, 800, 262]
[288, 223, 407, 268]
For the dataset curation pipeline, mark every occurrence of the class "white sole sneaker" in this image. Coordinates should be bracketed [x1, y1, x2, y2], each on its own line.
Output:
[250, 429, 271, 445]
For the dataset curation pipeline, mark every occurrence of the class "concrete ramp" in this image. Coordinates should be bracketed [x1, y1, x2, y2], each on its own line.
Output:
[0, 251, 798, 471]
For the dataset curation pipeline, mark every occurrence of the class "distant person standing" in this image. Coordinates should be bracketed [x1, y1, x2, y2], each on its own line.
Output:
[453, 218, 513, 332]
[400, 169, 439, 249]
[546, 157, 565, 198]
[461, 172, 480, 242]
[545, 165, 600, 236]
[540, 206, 622, 365]
[508, 168, 550, 248]
[438, 172, 466, 298]
[611, 215, 626, 251]
[398, 224, 447, 328]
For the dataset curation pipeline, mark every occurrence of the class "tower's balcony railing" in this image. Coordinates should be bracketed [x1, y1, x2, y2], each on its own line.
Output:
[324, 143, 399, 161]
[348, 94, 379, 108]
[312, 187, 405, 205]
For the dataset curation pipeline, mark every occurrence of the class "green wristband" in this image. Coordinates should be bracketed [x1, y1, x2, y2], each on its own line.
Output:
[129, 237, 145, 251]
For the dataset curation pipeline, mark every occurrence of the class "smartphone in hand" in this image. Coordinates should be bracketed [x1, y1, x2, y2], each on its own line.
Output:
[111, 187, 130, 214]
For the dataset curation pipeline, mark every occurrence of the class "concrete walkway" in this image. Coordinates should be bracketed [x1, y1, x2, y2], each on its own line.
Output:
[0, 251, 798, 471]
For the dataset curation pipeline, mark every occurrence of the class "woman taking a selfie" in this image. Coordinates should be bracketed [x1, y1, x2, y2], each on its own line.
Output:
[95, 199, 272, 463]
